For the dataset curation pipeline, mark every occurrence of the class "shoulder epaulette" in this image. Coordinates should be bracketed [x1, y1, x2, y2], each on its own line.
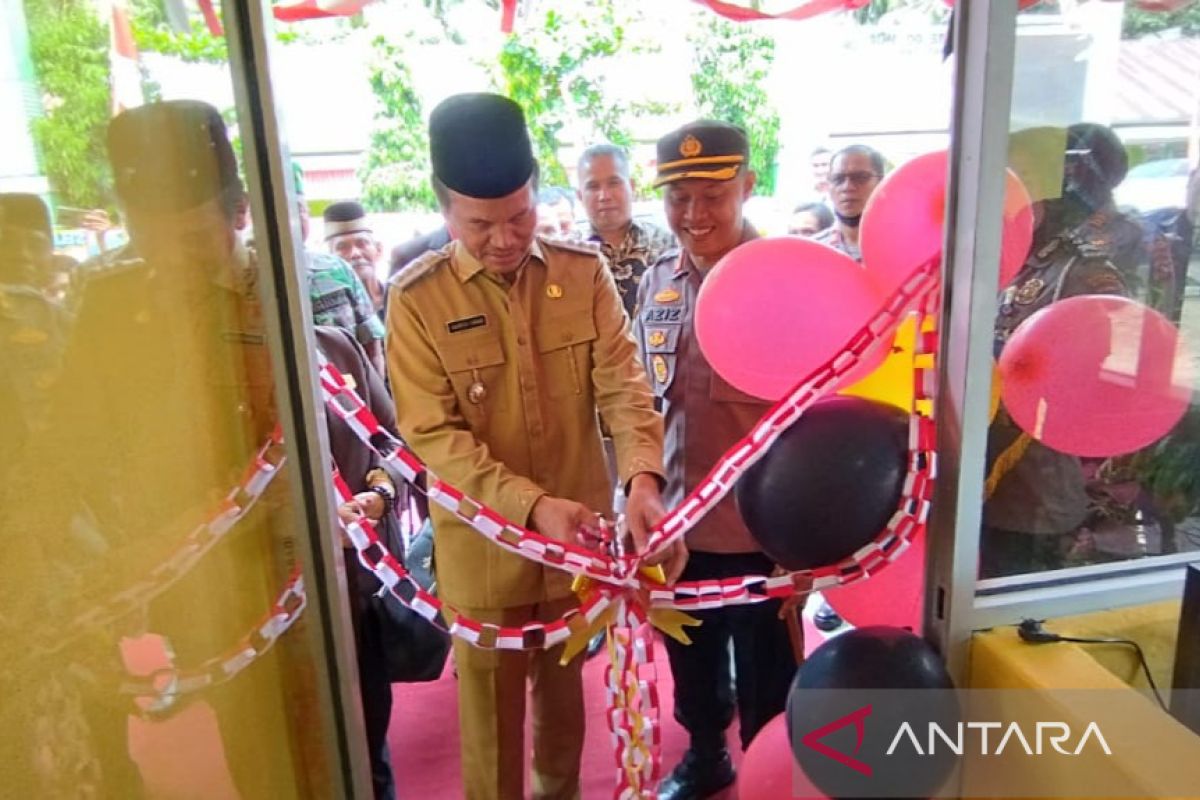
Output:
[538, 236, 604, 259]
[649, 246, 681, 268]
[389, 247, 450, 293]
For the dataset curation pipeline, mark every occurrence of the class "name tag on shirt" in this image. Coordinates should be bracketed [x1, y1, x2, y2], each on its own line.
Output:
[447, 314, 488, 334]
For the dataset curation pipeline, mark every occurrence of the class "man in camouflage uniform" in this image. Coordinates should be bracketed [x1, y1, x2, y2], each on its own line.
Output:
[571, 143, 675, 318]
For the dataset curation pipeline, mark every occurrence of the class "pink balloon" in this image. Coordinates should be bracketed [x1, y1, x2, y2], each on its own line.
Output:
[999, 295, 1193, 457]
[823, 529, 925, 634]
[860, 151, 1034, 297]
[739, 714, 829, 800]
[695, 238, 886, 401]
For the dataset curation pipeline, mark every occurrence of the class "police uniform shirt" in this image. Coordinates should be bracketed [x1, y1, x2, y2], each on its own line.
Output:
[633, 221, 766, 555]
[986, 231, 1127, 535]
[386, 236, 664, 609]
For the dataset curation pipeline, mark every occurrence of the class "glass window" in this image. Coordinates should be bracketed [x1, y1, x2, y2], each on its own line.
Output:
[0, 2, 350, 796]
[982, 0, 1200, 581]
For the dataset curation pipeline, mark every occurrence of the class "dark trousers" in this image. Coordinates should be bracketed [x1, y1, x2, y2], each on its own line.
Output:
[663, 551, 797, 753]
[357, 606, 397, 800]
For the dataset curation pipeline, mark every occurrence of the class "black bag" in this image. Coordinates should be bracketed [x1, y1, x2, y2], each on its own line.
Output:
[371, 516, 451, 683]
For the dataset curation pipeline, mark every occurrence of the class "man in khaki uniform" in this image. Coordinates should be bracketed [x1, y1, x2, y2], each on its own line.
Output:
[386, 93, 682, 800]
[635, 121, 795, 800]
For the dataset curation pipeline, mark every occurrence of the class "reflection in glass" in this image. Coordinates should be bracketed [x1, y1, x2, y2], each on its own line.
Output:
[0, 15, 338, 799]
[982, 1, 1200, 579]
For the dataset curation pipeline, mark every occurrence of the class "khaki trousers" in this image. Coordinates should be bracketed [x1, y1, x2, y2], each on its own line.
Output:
[453, 596, 585, 800]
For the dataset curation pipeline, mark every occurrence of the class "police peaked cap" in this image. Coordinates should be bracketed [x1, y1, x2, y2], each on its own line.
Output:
[107, 100, 241, 213]
[655, 120, 749, 187]
[429, 93, 536, 199]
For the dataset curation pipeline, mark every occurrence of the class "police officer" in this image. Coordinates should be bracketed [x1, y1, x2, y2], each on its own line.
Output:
[634, 121, 795, 799]
[386, 93, 683, 800]
[983, 124, 1129, 578]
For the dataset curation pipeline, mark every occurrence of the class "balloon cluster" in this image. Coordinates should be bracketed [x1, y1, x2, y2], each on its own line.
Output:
[696, 146, 1191, 620]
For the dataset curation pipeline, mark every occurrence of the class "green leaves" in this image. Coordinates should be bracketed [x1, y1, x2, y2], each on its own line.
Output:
[495, 0, 639, 188]
[688, 16, 781, 196]
[25, 0, 113, 211]
[359, 36, 437, 212]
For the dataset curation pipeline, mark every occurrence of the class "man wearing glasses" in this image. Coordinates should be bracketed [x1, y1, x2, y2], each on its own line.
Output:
[813, 144, 886, 262]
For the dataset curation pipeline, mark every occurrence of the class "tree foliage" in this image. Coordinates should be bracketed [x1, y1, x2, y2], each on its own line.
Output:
[688, 15, 781, 196]
[24, 0, 113, 211]
[1123, 3, 1200, 38]
[359, 36, 437, 212]
[494, 1, 635, 188]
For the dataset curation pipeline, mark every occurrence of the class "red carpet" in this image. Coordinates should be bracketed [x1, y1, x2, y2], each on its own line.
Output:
[390, 613, 830, 800]
[129, 604, 845, 798]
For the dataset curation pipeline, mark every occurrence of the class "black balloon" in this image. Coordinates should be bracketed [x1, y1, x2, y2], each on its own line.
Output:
[787, 627, 960, 800]
[735, 396, 908, 570]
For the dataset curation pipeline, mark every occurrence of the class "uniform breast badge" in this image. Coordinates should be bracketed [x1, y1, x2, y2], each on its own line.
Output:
[653, 287, 680, 303]
[1014, 278, 1045, 306]
[651, 355, 669, 384]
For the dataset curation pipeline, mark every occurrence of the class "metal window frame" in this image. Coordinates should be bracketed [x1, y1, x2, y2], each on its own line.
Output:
[223, 1, 372, 796]
[926, 0, 1200, 680]
[925, 0, 1019, 682]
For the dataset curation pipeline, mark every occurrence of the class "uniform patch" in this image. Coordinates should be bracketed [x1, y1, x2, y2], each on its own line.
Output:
[651, 354, 669, 384]
[1013, 278, 1045, 305]
[642, 306, 683, 324]
[647, 329, 667, 348]
[653, 287, 680, 303]
[447, 314, 487, 334]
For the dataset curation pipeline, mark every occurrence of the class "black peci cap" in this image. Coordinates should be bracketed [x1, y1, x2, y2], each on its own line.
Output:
[429, 93, 536, 200]
[323, 200, 370, 240]
[654, 121, 749, 188]
[107, 100, 241, 213]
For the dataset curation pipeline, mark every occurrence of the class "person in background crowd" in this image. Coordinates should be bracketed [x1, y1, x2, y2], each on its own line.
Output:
[323, 200, 386, 316]
[636, 120, 796, 800]
[809, 145, 833, 202]
[535, 186, 576, 238]
[0, 193, 71, 455]
[788, 200, 834, 238]
[386, 93, 681, 800]
[290, 168, 386, 373]
[573, 143, 676, 318]
[318, 323, 405, 800]
[389, 223, 452, 279]
[813, 144, 886, 261]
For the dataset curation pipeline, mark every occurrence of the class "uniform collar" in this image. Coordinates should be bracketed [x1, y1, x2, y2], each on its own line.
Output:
[673, 220, 758, 277]
[450, 238, 544, 284]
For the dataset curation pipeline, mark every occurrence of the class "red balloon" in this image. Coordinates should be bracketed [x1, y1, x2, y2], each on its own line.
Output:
[822, 529, 925, 634]
[999, 295, 1193, 457]
[860, 151, 1034, 298]
[739, 713, 829, 800]
[695, 237, 887, 401]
